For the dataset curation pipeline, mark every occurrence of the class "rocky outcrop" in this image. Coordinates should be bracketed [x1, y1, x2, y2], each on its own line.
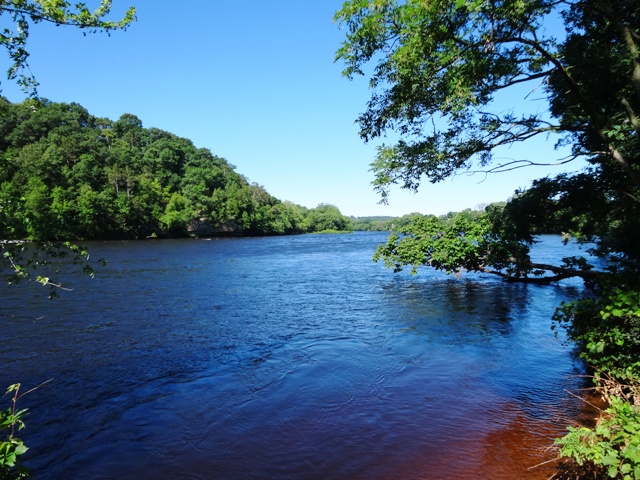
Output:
[187, 218, 242, 237]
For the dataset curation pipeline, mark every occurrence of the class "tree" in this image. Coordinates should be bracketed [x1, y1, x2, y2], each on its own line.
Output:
[0, 0, 136, 95]
[0, 4, 134, 475]
[306, 203, 353, 232]
[0, 0, 135, 298]
[336, 2, 640, 474]
[334, 0, 640, 283]
[1, 97, 355, 243]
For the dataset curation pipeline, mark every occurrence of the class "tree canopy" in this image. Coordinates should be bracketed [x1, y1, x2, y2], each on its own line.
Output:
[0, 0, 136, 95]
[0, 97, 352, 241]
[335, 0, 640, 282]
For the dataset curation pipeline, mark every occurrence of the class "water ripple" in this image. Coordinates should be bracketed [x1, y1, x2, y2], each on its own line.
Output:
[0, 233, 591, 479]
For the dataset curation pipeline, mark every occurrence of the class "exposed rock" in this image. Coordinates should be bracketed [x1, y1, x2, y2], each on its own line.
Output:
[187, 218, 242, 237]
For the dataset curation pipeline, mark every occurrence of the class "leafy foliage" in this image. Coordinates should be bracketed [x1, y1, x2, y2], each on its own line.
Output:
[334, 0, 640, 274]
[336, 1, 640, 476]
[0, 98, 352, 296]
[0, 380, 52, 479]
[0, 383, 46, 480]
[373, 206, 599, 284]
[0, 0, 136, 95]
[335, 0, 564, 197]
[556, 396, 640, 479]
[1, 239, 103, 298]
[305, 204, 352, 232]
[374, 210, 489, 275]
[350, 213, 424, 232]
[550, 256, 640, 477]
[554, 289, 640, 383]
[0, 97, 352, 245]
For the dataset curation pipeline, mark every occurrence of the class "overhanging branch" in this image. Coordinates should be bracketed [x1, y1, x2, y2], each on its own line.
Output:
[459, 154, 580, 180]
[481, 259, 604, 284]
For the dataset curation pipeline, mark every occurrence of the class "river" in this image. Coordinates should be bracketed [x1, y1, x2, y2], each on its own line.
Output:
[1, 232, 593, 479]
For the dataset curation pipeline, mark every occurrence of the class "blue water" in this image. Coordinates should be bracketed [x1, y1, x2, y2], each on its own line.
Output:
[0, 233, 591, 479]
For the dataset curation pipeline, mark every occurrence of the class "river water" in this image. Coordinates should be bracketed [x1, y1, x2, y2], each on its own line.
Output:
[1, 232, 593, 479]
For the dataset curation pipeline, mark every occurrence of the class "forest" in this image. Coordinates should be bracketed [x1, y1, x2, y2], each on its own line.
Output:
[0, 97, 352, 241]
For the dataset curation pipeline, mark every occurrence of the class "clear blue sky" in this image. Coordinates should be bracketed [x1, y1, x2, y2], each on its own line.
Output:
[2, 1, 581, 217]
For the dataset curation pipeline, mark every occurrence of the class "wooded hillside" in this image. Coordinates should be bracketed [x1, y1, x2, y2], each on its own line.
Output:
[0, 98, 351, 240]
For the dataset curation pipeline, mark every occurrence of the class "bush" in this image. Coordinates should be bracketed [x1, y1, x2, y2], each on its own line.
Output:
[0, 384, 30, 480]
[554, 288, 640, 478]
[556, 393, 640, 479]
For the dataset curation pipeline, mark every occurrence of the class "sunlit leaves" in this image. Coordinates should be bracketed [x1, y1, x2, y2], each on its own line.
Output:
[335, 0, 640, 262]
[556, 395, 640, 479]
[0, 380, 51, 478]
[0, 0, 136, 95]
[1, 239, 103, 298]
[335, 0, 561, 194]
[553, 289, 640, 381]
[0, 98, 354, 245]
[374, 209, 506, 276]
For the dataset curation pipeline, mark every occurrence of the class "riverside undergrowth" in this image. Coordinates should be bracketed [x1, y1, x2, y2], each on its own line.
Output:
[0, 380, 51, 480]
[553, 287, 640, 479]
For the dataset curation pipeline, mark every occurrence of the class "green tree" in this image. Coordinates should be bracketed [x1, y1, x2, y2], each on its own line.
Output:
[1, 5, 134, 475]
[1, 97, 352, 240]
[334, 0, 639, 282]
[160, 192, 194, 235]
[1, 0, 135, 291]
[0, 0, 136, 95]
[336, 1, 640, 475]
[306, 204, 352, 232]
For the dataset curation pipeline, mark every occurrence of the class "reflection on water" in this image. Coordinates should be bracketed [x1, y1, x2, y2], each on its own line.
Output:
[0, 233, 593, 479]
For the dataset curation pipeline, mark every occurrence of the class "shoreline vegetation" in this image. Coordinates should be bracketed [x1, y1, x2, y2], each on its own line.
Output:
[0, 98, 353, 242]
[332, 0, 640, 477]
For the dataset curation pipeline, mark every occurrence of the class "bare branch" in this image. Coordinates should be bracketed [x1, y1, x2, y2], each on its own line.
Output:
[508, 33, 640, 188]
[620, 190, 640, 204]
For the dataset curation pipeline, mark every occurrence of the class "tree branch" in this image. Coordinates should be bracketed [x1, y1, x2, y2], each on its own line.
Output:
[461, 154, 579, 179]
[481, 259, 603, 284]
[594, 0, 640, 104]
[620, 96, 640, 138]
[508, 33, 640, 189]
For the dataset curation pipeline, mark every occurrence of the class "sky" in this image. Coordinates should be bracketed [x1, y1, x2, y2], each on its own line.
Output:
[1, 1, 583, 218]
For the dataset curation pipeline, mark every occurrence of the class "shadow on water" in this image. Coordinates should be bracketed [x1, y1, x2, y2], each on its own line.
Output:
[381, 279, 525, 340]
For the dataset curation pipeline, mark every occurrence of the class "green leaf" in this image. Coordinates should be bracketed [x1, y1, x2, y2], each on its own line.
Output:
[4, 384, 20, 395]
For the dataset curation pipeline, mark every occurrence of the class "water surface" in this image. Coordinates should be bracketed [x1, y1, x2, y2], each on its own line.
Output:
[1, 233, 591, 479]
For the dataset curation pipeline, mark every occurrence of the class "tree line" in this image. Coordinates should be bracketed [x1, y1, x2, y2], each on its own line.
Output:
[0, 97, 352, 241]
